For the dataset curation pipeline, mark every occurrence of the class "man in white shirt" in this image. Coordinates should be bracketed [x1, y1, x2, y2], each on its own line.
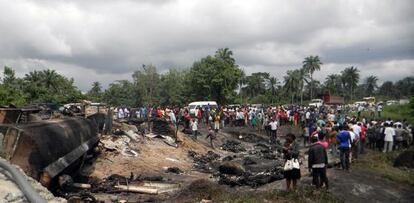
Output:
[383, 123, 396, 153]
[377, 104, 383, 117]
[118, 108, 124, 119]
[190, 119, 198, 140]
[306, 111, 311, 121]
[124, 108, 130, 118]
[269, 119, 278, 144]
[348, 127, 357, 162]
[352, 122, 362, 158]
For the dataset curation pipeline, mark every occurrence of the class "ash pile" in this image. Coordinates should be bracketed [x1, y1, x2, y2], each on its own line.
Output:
[151, 118, 175, 136]
[188, 139, 285, 187]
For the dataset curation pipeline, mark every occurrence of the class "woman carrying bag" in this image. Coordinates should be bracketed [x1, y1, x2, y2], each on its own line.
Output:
[283, 133, 301, 191]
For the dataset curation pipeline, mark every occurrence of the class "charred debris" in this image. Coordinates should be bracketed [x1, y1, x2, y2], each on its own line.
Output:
[0, 103, 286, 202]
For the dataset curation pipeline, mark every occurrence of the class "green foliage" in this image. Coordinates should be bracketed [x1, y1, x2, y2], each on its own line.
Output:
[103, 80, 140, 106]
[349, 101, 414, 124]
[303, 55, 322, 99]
[364, 75, 378, 96]
[241, 72, 270, 98]
[354, 148, 414, 186]
[185, 51, 242, 104]
[341, 66, 360, 101]
[159, 69, 187, 106]
[0, 66, 26, 106]
[0, 66, 84, 106]
[1, 49, 412, 107]
[132, 64, 159, 105]
[23, 69, 84, 104]
[86, 81, 103, 102]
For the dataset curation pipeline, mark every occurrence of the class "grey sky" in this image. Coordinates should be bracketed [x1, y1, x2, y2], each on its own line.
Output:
[0, 0, 413, 91]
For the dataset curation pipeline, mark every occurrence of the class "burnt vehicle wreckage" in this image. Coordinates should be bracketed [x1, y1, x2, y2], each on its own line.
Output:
[0, 103, 109, 201]
[0, 104, 289, 202]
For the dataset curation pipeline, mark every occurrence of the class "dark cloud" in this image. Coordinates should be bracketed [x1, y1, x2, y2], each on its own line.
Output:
[0, 0, 413, 90]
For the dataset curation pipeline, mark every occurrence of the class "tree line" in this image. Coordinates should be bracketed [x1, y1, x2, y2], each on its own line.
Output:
[1, 48, 413, 107]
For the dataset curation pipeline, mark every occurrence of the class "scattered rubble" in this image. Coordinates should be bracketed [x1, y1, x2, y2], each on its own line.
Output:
[0, 105, 292, 202]
[0, 164, 66, 203]
[188, 150, 221, 172]
[166, 167, 183, 174]
[220, 140, 246, 153]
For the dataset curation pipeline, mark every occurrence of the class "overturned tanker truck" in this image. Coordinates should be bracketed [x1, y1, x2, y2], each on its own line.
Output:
[0, 107, 108, 189]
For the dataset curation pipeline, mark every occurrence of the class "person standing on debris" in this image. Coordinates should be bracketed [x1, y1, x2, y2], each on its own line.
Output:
[269, 119, 278, 144]
[206, 127, 216, 149]
[118, 107, 124, 119]
[191, 118, 198, 140]
[124, 107, 130, 119]
[214, 113, 220, 132]
[283, 133, 300, 191]
[337, 125, 351, 171]
[308, 136, 329, 189]
[169, 110, 176, 125]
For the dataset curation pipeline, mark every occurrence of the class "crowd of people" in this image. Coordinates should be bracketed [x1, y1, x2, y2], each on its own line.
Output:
[279, 104, 413, 191]
[112, 103, 413, 191]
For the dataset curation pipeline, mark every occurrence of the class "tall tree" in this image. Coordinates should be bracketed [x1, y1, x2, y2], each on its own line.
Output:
[186, 49, 242, 104]
[302, 55, 322, 99]
[87, 81, 103, 102]
[0, 66, 26, 106]
[159, 69, 187, 106]
[242, 72, 270, 98]
[378, 81, 394, 99]
[215, 48, 235, 66]
[341, 66, 360, 101]
[103, 80, 139, 106]
[394, 77, 414, 98]
[283, 69, 304, 104]
[132, 64, 160, 105]
[364, 75, 378, 96]
[324, 74, 342, 95]
[268, 76, 280, 104]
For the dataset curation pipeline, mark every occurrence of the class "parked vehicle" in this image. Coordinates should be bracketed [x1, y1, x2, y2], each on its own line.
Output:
[188, 101, 218, 115]
[363, 97, 376, 105]
[386, 100, 398, 106]
[309, 99, 324, 108]
[322, 95, 344, 105]
[354, 101, 367, 106]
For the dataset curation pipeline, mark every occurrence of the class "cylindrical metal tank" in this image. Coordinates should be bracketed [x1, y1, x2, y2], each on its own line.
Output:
[0, 117, 99, 187]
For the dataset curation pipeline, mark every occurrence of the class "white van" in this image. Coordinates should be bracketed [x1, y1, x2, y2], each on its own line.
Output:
[309, 99, 324, 108]
[188, 101, 218, 115]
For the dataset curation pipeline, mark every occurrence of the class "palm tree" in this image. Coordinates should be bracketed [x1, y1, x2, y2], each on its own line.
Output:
[268, 76, 280, 104]
[215, 48, 235, 65]
[88, 81, 103, 101]
[378, 81, 394, 99]
[284, 69, 304, 104]
[364, 75, 378, 96]
[341, 66, 360, 101]
[302, 56, 322, 99]
[324, 74, 342, 95]
[42, 69, 60, 90]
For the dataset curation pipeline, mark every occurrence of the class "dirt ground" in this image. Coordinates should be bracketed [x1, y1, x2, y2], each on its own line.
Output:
[81, 123, 414, 203]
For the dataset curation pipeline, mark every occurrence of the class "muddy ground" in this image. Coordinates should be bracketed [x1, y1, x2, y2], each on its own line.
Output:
[72, 123, 414, 203]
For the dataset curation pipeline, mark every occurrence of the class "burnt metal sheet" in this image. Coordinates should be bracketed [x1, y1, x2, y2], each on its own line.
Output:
[0, 108, 21, 124]
[0, 117, 100, 183]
